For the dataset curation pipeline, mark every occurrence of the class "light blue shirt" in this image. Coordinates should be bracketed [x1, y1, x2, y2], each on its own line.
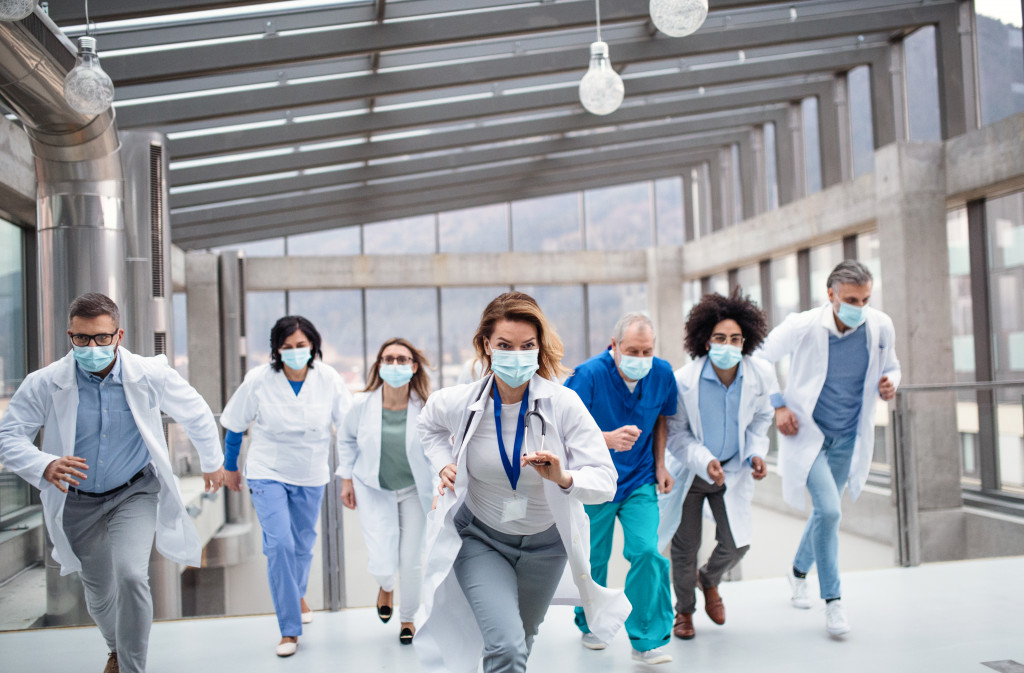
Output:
[697, 358, 743, 465]
[74, 357, 151, 492]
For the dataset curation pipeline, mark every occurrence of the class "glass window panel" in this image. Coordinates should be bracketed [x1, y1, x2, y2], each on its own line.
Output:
[654, 177, 684, 246]
[771, 253, 800, 325]
[440, 286, 509, 387]
[801, 97, 822, 194]
[584, 182, 652, 251]
[245, 291, 286, 368]
[172, 293, 188, 380]
[856, 231, 884, 311]
[810, 241, 844, 299]
[211, 238, 284, 257]
[287, 227, 361, 255]
[987, 191, 1024, 382]
[511, 193, 581, 252]
[682, 279, 702, 326]
[514, 285, 585, 374]
[904, 26, 942, 141]
[363, 215, 436, 255]
[365, 288, 439, 389]
[438, 204, 509, 253]
[289, 290, 365, 391]
[708, 273, 729, 297]
[947, 208, 975, 380]
[736, 264, 762, 308]
[849, 65, 875, 177]
[586, 284, 648, 357]
[974, 3, 1024, 127]
[0, 219, 29, 522]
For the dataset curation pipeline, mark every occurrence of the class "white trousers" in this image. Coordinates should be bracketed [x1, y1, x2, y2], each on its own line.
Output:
[369, 484, 426, 622]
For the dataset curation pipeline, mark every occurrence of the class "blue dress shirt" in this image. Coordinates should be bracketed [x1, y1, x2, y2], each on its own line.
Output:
[73, 357, 152, 492]
[697, 358, 743, 465]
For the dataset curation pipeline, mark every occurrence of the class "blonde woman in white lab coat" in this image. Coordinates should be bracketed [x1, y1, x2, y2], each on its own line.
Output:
[338, 337, 435, 644]
[220, 315, 352, 657]
[415, 291, 629, 673]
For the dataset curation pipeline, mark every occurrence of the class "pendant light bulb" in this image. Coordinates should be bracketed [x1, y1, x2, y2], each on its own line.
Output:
[649, 0, 709, 37]
[0, 0, 36, 21]
[578, 41, 624, 116]
[63, 36, 115, 115]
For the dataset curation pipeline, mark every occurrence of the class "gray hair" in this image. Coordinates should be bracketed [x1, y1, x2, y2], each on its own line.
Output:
[68, 292, 120, 327]
[826, 260, 873, 291]
[612, 311, 654, 343]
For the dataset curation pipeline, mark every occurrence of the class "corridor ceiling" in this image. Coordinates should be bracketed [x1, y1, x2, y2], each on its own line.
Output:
[42, 0, 963, 249]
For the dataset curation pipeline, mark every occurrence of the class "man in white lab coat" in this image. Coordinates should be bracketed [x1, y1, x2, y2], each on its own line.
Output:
[756, 261, 900, 636]
[0, 293, 225, 673]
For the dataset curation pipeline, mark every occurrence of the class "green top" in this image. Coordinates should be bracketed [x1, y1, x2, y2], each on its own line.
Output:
[378, 407, 414, 491]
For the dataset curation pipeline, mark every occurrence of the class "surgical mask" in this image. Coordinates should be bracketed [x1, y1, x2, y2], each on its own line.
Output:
[708, 343, 743, 370]
[618, 354, 653, 381]
[490, 349, 539, 388]
[836, 301, 867, 328]
[280, 347, 311, 370]
[379, 363, 414, 388]
[73, 344, 117, 373]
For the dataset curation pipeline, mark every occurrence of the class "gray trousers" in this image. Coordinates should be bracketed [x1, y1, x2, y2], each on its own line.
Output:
[453, 505, 567, 673]
[670, 476, 749, 615]
[62, 467, 160, 673]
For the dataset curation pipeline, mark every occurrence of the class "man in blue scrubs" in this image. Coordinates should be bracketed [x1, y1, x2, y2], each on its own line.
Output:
[565, 312, 677, 665]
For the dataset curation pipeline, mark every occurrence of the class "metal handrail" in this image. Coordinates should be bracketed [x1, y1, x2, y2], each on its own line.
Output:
[894, 379, 1024, 393]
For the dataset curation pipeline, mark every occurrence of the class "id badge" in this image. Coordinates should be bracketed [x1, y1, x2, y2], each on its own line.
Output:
[502, 494, 528, 522]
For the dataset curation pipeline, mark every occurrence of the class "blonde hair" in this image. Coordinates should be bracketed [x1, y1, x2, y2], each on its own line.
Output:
[472, 292, 570, 382]
[364, 337, 432, 402]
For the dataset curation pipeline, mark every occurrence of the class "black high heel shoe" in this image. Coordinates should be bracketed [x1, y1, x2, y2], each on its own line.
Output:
[376, 588, 393, 623]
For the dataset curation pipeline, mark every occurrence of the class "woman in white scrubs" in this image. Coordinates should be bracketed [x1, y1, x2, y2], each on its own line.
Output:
[338, 337, 435, 644]
[415, 292, 628, 673]
[220, 316, 352, 657]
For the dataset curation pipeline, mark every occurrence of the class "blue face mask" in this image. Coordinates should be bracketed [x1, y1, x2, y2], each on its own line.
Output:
[73, 344, 117, 373]
[379, 363, 414, 388]
[618, 354, 653, 381]
[490, 349, 539, 388]
[836, 301, 867, 328]
[280, 347, 311, 370]
[708, 343, 743, 369]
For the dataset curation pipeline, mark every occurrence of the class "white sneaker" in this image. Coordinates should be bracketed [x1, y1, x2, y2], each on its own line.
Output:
[825, 600, 850, 636]
[581, 632, 607, 650]
[631, 647, 672, 665]
[787, 569, 812, 609]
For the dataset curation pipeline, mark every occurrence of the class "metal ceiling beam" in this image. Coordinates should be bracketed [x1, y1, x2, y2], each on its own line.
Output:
[101, 1, 952, 88]
[164, 45, 887, 160]
[173, 150, 724, 249]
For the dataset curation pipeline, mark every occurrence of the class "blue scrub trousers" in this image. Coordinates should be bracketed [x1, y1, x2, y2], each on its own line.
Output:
[248, 479, 325, 637]
[573, 483, 672, 652]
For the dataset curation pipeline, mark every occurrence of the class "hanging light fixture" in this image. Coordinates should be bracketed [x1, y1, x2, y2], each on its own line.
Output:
[63, 1, 114, 115]
[649, 0, 709, 38]
[0, 0, 36, 21]
[578, 0, 624, 116]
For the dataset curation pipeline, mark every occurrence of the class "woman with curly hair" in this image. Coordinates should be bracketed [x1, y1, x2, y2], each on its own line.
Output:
[658, 289, 775, 640]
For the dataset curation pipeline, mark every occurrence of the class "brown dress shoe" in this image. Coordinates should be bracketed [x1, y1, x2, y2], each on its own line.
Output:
[103, 652, 119, 673]
[700, 582, 726, 625]
[673, 612, 695, 640]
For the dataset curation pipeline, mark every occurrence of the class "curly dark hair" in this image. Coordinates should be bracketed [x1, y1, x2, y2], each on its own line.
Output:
[683, 288, 768, 358]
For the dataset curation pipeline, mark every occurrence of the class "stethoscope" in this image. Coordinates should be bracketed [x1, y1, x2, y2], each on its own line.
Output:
[524, 402, 550, 465]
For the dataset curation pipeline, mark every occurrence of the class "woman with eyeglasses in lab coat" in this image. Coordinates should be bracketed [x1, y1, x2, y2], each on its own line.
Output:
[220, 316, 352, 658]
[415, 292, 629, 673]
[337, 337, 435, 645]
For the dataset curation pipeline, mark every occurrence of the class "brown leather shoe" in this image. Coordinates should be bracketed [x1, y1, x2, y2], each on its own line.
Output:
[673, 612, 695, 640]
[103, 652, 119, 673]
[700, 580, 726, 625]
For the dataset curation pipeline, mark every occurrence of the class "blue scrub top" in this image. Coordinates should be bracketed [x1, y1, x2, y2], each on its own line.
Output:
[565, 350, 678, 502]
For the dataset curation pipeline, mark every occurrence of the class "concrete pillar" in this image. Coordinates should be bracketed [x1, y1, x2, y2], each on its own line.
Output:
[874, 142, 964, 562]
[647, 246, 685, 369]
[185, 253, 224, 412]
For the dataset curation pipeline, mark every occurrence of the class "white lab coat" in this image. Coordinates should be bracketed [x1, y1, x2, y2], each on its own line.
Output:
[755, 304, 901, 509]
[336, 387, 435, 577]
[0, 348, 223, 575]
[657, 356, 774, 551]
[414, 374, 629, 673]
[220, 362, 352, 486]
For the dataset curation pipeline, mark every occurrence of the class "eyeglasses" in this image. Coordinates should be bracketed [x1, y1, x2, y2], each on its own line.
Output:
[709, 334, 745, 347]
[382, 356, 414, 365]
[70, 332, 118, 347]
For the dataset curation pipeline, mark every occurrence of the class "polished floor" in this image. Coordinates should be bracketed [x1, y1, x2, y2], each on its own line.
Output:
[1, 556, 1021, 673]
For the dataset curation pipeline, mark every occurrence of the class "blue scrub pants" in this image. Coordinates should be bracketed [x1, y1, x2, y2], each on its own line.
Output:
[574, 483, 672, 652]
[792, 432, 857, 600]
[248, 479, 325, 637]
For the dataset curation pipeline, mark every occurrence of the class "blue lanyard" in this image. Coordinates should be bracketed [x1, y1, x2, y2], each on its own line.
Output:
[493, 382, 529, 491]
